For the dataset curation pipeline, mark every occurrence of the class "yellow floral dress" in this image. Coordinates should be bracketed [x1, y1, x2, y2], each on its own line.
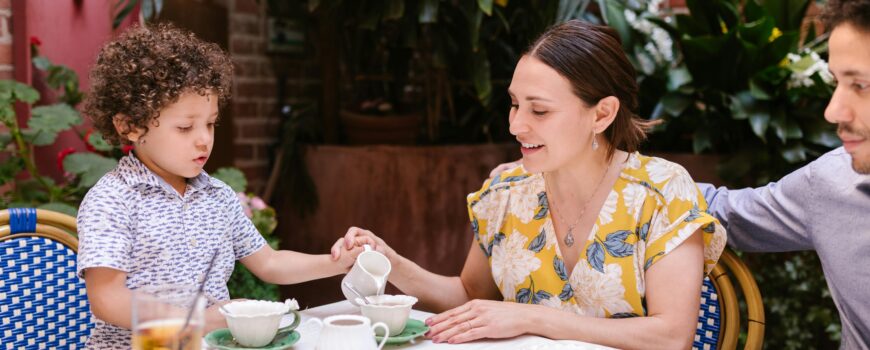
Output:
[467, 152, 727, 317]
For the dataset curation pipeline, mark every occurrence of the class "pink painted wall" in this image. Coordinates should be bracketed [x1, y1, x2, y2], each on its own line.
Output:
[13, 0, 137, 180]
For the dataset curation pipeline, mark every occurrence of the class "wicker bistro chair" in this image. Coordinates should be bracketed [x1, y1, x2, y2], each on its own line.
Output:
[0, 208, 92, 349]
[693, 248, 766, 350]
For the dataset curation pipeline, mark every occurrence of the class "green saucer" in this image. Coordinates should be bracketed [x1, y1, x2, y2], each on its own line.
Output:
[375, 319, 429, 345]
[204, 329, 300, 349]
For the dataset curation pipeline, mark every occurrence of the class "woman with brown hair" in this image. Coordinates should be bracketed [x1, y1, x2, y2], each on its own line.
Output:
[334, 20, 727, 349]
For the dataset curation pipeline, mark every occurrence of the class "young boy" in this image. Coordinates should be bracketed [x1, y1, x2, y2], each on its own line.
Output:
[77, 24, 368, 348]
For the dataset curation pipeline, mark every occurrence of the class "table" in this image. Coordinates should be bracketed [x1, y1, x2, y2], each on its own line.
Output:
[228, 300, 616, 350]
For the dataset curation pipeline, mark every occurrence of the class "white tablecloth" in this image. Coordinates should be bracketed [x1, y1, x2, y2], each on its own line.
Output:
[256, 300, 616, 350]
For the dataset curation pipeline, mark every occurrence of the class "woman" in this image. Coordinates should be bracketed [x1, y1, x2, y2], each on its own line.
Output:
[334, 20, 726, 349]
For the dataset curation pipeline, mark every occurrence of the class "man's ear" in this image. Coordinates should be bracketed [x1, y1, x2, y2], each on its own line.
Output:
[592, 96, 620, 133]
[113, 114, 141, 143]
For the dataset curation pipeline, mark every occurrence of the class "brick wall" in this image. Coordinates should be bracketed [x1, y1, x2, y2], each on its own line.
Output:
[0, 0, 11, 80]
[228, 0, 320, 194]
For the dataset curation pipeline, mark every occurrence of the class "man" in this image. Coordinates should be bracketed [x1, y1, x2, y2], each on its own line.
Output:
[699, 1, 870, 348]
[488, 1, 870, 348]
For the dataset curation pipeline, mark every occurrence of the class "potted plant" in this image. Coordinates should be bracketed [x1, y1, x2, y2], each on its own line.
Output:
[600, 0, 838, 185]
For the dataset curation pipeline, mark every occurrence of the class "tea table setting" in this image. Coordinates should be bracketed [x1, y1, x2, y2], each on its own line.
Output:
[199, 245, 614, 350]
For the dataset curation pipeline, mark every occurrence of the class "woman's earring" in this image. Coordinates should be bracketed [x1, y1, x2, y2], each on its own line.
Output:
[591, 133, 599, 150]
[139, 138, 146, 145]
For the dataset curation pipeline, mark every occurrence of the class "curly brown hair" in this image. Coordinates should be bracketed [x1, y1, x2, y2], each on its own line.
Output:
[84, 23, 234, 145]
[821, 0, 870, 33]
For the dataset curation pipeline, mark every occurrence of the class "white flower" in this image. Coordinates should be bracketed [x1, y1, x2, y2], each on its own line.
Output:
[570, 262, 633, 317]
[648, 206, 671, 243]
[542, 219, 558, 250]
[634, 241, 646, 295]
[644, 42, 664, 64]
[598, 190, 619, 225]
[624, 10, 640, 31]
[646, 158, 696, 202]
[491, 231, 542, 300]
[284, 298, 300, 310]
[509, 183, 544, 224]
[662, 171, 698, 202]
[539, 295, 579, 314]
[636, 51, 656, 75]
[472, 190, 508, 243]
[645, 157, 678, 183]
[621, 183, 648, 219]
[787, 50, 834, 88]
[650, 27, 674, 62]
[665, 223, 701, 253]
[625, 153, 642, 170]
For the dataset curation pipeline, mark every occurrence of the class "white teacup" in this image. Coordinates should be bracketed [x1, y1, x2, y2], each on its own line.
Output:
[342, 245, 391, 306]
[219, 299, 301, 347]
[359, 294, 418, 336]
[310, 314, 389, 350]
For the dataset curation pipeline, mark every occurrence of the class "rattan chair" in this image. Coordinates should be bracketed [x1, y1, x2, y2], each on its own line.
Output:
[693, 248, 765, 350]
[0, 208, 92, 349]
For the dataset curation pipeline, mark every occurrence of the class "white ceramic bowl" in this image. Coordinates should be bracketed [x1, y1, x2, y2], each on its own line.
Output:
[219, 300, 297, 347]
[358, 294, 418, 336]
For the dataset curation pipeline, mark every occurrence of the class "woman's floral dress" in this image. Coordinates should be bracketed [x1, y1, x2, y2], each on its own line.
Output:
[467, 152, 727, 317]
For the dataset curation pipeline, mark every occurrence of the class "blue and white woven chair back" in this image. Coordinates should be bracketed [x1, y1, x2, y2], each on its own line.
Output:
[0, 209, 92, 349]
[693, 276, 721, 350]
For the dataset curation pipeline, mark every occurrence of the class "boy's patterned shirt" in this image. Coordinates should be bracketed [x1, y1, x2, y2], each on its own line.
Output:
[76, 154, 266, 349]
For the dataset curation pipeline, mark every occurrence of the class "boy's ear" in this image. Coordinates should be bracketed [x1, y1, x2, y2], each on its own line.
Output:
[112, 114, 141, 143]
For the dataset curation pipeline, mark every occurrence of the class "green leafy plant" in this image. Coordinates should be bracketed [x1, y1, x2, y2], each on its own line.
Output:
[602, 0, 838, 185]
[0, 46, 121, 216]
[214, 167, 282, 301]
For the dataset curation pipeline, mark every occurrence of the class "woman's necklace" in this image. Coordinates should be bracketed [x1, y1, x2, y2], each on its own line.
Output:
[545, 162, 611, 247]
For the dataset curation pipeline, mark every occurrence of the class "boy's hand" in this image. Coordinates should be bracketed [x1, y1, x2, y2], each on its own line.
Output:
[335, 245, 367, 271]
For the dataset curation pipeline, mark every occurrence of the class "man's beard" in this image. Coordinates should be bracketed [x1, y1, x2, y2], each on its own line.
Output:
[839, 123, 870, 174]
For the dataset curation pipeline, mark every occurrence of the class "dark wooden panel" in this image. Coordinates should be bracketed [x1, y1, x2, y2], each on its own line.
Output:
[274, 144, 520, 309]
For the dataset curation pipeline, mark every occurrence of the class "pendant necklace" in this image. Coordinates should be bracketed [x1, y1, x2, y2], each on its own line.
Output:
[545, 162, 611, 247]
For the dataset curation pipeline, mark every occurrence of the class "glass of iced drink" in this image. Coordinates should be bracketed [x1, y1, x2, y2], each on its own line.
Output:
[132, 284, 205, 350]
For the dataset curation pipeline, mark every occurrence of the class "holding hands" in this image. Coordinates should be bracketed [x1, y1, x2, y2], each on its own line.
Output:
[329, 230, 380, 271]
[331, 227, 399, 267]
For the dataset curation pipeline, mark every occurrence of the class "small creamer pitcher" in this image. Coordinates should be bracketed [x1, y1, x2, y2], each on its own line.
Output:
[341, 244, 391, 306]
[310, 314, 389, 350]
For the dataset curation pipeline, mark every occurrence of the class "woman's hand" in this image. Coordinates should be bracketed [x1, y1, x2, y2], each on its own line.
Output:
[330, 227, 399, 266]
[425, 299, 536, 344]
